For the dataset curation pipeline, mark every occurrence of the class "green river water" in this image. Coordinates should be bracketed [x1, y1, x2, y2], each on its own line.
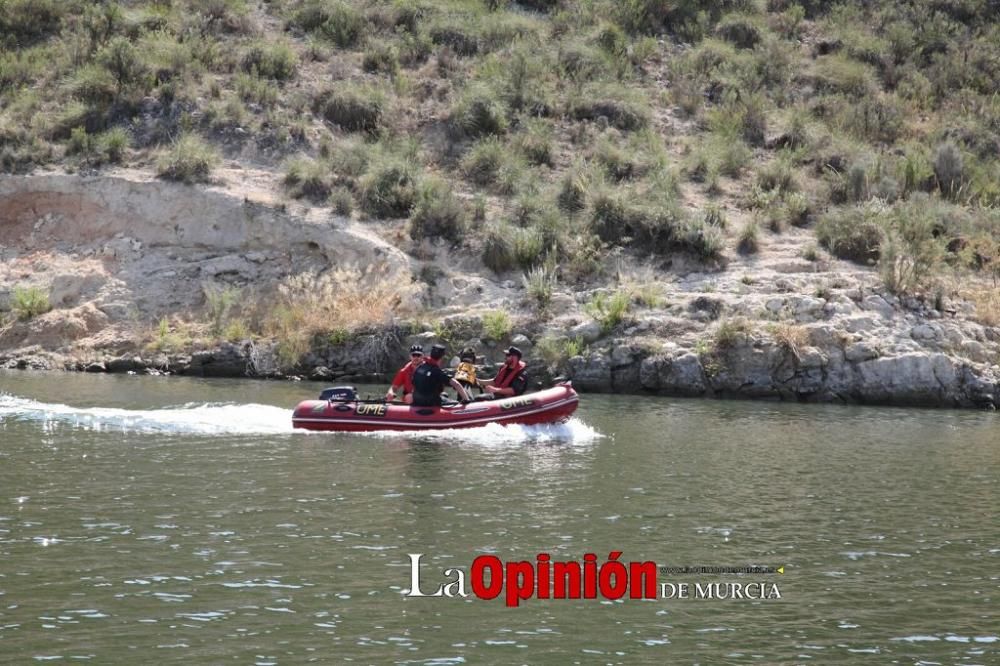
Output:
[0, 370, 997, 664]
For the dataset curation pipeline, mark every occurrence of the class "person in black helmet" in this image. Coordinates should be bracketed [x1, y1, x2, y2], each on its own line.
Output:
[385, 344, 425, 403]
[412, 344, 471, 407]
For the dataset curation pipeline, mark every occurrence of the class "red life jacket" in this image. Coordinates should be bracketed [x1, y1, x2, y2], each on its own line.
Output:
[494, 360, 526, 389]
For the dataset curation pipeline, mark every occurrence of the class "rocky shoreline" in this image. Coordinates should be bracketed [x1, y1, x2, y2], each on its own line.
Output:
[2, 173, 999, 410]
[3, 303, 998, 409]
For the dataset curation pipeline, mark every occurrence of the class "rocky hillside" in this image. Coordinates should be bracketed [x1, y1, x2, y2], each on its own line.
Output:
[2, 0, 1000, 407]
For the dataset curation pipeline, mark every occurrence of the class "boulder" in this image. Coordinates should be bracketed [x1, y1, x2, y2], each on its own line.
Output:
[852, 353, 959, 405]
[845, 341, 879, 363]
[567, 354, 612, 392]
[570, 320, 603, 344]
[639, 357, 660, 390]
[910, 324, 939, 342]
[862, 295, 895, 319]
[656, 353, 708, 397]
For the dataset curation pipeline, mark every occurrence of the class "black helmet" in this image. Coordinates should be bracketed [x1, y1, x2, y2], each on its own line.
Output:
[429, 343, 447, 360]
[409, 344, 424, 356]
[503, 346, 522, 358]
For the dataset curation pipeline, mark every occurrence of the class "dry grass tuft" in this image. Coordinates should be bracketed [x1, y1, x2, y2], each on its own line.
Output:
[261, 263, 419, 364]
[768, 322, 809, 356]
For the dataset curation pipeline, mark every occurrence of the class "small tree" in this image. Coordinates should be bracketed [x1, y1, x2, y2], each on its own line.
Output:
[878, 202, 944, 295]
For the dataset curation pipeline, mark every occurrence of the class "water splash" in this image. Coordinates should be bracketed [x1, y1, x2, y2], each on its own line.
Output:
[0, 394, 293, 436]
[0, 393, 600, 442]
[357, 418, 603, 446]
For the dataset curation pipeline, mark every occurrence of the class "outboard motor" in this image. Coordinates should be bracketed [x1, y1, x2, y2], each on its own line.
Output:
[319, 386, 358, 402]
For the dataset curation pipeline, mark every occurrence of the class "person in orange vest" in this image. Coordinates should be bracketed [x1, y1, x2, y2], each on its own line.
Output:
[385, 344, 425, 403]
[453, 347, 479, 392]
[482, 346, 528, 398]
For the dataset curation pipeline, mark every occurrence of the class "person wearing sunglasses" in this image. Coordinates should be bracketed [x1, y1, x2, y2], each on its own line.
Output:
[385, 344, 425, 403]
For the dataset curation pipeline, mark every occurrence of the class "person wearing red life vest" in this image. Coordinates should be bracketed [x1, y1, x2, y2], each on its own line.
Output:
[482, 346, 528, 398]
[385, 344, 424, 403]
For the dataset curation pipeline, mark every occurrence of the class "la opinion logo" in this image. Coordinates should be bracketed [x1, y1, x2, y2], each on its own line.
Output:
[404, 553, 782, 606]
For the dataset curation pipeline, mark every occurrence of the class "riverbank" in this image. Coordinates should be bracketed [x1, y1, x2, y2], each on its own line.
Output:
[2, 173, 999, 409]
[3, 307, 998, 410]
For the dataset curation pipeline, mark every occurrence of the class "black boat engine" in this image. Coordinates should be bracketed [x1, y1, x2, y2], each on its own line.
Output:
[319, 386, 358, 402]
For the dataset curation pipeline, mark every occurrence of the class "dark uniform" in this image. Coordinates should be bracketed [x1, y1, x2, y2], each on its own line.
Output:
[411, 360, 450, 407]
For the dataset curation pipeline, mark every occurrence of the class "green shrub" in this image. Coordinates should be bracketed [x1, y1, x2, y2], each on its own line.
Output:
[363, 41, 400, 75]
[482, 310, 513, 340]
[878, 200, 945, 295]
[755, 159, 797, 195]
[398, 32, 433, 66]
[703, 204, 727, 228]
[314, 84, 385, 134]
[594, 134, 656, 181]
[784, 192, 810, 226]
[71, 65, 118, 108]
[462, 136, 506, 185]
[682, 219, 725, 260]
[410, 177, 466, 241]
[557, 166, 588, 216]
[714, 317, 752, 349]
[591, 189, 687, 255]
[557, 42, 608, 82]
[450, 84, 508, 138]
[536, 334, 574, 370]
[523, 264, 557, 309]
[570, 86, 650, 131]
[157, 133, 218, 184]
[708, 91, 768, 147]
[897, 147, 932, 197]
[284, 157, 331, 201]
[235, 72, 279, 106]
[514, 119, 553, 166]
[12, 285, 51, 321]
[617, 0, 740, 39]
[429, 24, 480, 56]
[67, 127, 93, 156]
[204, 284, 240, 336]
[479, 14, 540, 53]
[295, 1, 365, 48]
[241, 42, 298, 80]
[99, 36, 148, 93]
[933, 142, 964, 199]
[816, 203, 886, 263]
[359, 158, 418, 218]
[0, 0, 65, 45]
[512, 226, 545, 269]
[330, 186, 353, 216]
[483, 223, 516, 272]
[841, 94, 905, 143]
[585, 290, 631, 333]
[813, 54, 875, 96]
[737, 219, 760, 254]
[715, 14, 761, 49]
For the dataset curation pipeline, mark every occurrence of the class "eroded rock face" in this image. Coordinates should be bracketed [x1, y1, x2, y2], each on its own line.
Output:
[0, 174, 412, 356]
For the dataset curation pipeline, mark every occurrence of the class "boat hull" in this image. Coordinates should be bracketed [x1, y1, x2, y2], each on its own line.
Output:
[292, 383, 579, 432]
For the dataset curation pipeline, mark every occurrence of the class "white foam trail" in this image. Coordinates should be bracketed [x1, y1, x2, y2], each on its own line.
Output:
[0, 393, 601, 442]
[0, 394, 293, 435]
[357, 418, 603, 446]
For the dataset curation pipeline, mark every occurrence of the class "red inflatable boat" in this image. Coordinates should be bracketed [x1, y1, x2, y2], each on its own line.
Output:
[292, 382, 579, 432]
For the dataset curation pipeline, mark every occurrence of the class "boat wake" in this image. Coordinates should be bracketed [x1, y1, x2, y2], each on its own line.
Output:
[355, 418, 603, 445]
[0, 394, 293, 436]
[0, 394, 601, 442]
